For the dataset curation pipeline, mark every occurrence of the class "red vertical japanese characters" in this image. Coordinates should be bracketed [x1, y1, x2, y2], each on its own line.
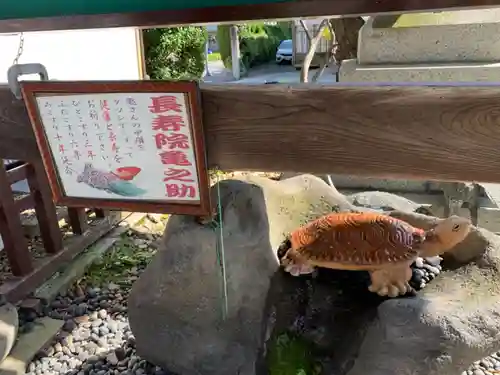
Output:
[149, 95, 197, 199]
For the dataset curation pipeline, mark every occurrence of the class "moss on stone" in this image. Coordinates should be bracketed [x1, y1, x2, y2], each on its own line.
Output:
[267, 333, 319, 375]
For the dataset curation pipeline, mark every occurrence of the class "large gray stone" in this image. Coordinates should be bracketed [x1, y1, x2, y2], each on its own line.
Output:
[343, 211, 500, 375]
[346, 190, 434, 215]
[127, 174, 354, 375]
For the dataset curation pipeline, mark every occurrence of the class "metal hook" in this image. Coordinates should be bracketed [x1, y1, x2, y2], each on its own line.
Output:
[7, 63, 49, 99]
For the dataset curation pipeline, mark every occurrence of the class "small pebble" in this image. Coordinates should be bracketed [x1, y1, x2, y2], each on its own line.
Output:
[425, 256, 442, 266]
[62, 320, 77, 332]
[98, 309, 108, 319]
[423, 264, 441, 275]
[414, 258, 424, 268]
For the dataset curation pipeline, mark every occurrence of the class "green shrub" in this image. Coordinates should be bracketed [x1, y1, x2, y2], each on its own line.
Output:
[217, 22, 292, 70]
[143, 26, 207, 80]
[266, 21, 293, 41]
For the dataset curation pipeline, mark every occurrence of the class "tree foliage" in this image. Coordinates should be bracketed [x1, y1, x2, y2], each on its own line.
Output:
[143, 26, 207, 80]
[217, 22, 292, 71]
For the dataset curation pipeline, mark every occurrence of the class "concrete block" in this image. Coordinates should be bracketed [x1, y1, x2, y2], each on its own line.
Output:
[325, 174, 429, 192]
[0, 317, 63, 375]
[358, 9, 500, 65]
[0, 304, 17, 363]
[339, 59, 500, 83]
[34, 224, 129, 303]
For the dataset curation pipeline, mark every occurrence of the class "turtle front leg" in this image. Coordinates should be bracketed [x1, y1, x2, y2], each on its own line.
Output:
[368, 262, 413, 298]
[279, 246, 315, 276]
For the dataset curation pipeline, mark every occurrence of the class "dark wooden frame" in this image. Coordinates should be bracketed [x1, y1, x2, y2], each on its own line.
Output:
[0, 0, 499, 33]
[20, 80, 211, 216]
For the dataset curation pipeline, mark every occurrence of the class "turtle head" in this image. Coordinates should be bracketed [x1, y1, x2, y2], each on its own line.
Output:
[419, 215, 471, 257]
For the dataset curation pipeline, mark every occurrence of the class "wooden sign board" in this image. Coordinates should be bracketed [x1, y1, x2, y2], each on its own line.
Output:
[21, 80, 211, 217]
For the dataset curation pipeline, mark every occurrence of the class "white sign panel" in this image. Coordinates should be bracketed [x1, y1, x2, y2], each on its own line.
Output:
[37, 93, 200, 201]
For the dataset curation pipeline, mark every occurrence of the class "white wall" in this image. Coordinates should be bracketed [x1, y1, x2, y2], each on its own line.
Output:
[0, 27, 142, 82]
[0, 27, 142, 250]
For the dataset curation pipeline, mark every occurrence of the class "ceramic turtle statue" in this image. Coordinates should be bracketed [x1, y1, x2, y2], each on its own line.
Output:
[277, 212, 471, 297]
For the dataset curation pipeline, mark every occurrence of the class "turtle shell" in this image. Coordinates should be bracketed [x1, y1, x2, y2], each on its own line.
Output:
[290, 212, 424, 266]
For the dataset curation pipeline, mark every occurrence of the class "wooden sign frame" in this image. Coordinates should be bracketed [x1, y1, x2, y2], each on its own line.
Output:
[21, 80, 211, 217]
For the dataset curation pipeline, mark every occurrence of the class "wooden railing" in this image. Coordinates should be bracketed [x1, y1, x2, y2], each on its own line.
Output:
[0, 159, 118, 303]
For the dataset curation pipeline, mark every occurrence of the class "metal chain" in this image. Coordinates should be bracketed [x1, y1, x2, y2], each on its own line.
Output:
[12, 32, 24, 65]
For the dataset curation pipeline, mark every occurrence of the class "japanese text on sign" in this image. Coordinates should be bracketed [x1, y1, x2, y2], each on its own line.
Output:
[35, 92, 201, 202]
[149, 95, 198, 199]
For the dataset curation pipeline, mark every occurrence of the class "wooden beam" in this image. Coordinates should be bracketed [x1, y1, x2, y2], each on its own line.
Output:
[0, 0, 499, 33]
[200, 84, 500, 182]
[67, 208, 89, 235]
[0, 87, 39, 162]
[3, 84, 500, 182]
[6, 163, 29, 184]
[14, 194, 35, 212]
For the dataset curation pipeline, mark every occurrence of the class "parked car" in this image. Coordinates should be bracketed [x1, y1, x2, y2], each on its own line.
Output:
[275, 39, 293, 64]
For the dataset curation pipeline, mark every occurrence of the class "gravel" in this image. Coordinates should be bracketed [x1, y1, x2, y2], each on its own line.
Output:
[409, 255, 442, 291]
[19, 230, 175, 375]
[463, 355, 500, 374]
[23, 285, 171, 375]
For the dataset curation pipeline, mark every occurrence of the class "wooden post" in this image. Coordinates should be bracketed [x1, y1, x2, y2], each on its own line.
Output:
[229, 25, 240, 80]
[26, 162, 63, 254]
[67, 208, 89, 235]
[0, 160, 32, 276]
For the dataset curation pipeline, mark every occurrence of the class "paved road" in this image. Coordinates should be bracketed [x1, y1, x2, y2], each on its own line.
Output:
[202, 60, 235, 83]
[203, 61, 338, 84]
